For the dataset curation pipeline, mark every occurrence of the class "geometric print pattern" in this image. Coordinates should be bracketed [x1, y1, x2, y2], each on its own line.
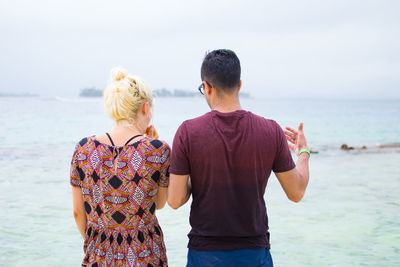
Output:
[70, 135, 171, 267]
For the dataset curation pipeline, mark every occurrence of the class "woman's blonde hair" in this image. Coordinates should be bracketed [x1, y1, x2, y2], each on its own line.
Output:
[103, 67, 152, 122]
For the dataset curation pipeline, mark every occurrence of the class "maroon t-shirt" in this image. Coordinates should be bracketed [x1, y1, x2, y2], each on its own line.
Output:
[170, 109, 295, 251]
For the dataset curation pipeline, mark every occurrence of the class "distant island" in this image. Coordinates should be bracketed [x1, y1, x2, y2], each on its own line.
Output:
[79, 87, 250, 98]
[153, 88, 197, 98]
[79, 87, 103, 97]
[153, 88, 250, 98]
[0, 93, 39, 97]
[240, 92, 250, 98]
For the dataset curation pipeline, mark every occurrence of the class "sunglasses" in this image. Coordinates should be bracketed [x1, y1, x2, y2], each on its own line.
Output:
[198, 81, 212, 95]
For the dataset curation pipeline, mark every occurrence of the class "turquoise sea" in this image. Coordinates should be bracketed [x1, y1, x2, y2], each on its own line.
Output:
[0, 96, 399, 266]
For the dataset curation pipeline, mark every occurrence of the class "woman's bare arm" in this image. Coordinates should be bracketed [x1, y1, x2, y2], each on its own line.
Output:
[72, 186, 87, 238]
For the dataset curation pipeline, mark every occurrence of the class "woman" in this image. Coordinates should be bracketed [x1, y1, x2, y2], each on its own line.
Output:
[70, 67, 171, 266]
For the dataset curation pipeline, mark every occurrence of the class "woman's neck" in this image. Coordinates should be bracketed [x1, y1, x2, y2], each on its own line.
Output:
[114, 119, 145, 135]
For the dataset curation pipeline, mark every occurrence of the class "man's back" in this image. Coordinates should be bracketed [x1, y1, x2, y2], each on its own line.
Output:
[167, 49, 309, 267]
[170, 109, 295, 250]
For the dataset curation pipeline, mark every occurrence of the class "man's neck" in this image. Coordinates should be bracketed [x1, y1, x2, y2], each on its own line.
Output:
[211, 97, 242, 113]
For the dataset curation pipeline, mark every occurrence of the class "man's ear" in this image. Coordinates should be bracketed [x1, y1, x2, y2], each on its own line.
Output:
[204, 82, 212, 95]
[238, 80, 242, 92]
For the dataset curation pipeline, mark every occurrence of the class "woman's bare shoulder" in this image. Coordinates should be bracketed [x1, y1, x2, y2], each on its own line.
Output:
[93, 133, 108, 144]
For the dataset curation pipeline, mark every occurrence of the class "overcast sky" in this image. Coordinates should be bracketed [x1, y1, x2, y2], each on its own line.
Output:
[0, 0, 399, 99]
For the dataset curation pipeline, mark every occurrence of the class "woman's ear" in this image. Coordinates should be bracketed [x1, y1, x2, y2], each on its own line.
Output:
[142, 101, 149, 115]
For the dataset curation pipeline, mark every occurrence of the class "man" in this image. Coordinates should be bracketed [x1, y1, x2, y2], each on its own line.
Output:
[167, 49, 310, 267]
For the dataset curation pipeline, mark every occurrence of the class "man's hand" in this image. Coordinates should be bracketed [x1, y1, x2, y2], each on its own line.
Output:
[276, 122, 310, 202]
[284, 122, 308, 156]
[145, 125, 159, 139]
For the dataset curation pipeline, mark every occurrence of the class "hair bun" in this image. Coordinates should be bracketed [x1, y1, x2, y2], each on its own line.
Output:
[110, 67, 128, 81]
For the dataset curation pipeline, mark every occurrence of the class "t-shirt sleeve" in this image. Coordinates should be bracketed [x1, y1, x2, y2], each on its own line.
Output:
[272, 122, 296, 173]
[70, 143, 83, 187]
[158, 142, 172, 188]
[169, 122, 191, 175]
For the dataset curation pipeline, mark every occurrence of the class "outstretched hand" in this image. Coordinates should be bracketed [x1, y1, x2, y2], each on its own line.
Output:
[145, 125, 159, 139]
[284, 122, 308, 156]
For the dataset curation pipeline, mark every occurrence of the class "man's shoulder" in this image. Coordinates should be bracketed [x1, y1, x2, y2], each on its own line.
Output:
[185, 112, 212, 123]
[247, 111, 279, 128]
[178, 112, 212, 130]
[180, 111, 279, 128]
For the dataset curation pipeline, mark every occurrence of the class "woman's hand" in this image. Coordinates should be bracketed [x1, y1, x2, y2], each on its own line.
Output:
[284, 122, 308, 156]
[145, 125, 159, 139]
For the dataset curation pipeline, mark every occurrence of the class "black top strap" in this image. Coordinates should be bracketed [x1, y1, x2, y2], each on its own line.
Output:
[124, 134, 142, 146]
[105, 133, 142, 146]
[106, 133, 115, 146]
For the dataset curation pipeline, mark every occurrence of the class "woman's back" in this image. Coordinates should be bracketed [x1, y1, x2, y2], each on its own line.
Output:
[70, 135, 171, 266]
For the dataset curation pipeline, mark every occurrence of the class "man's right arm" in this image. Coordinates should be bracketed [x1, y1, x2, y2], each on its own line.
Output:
[167, 174, 191, 209]
[275, 122, 310, 202]
[167, 122, 192, 209]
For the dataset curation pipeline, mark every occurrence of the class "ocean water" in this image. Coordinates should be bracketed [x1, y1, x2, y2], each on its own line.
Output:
[0, 96, 399, 266]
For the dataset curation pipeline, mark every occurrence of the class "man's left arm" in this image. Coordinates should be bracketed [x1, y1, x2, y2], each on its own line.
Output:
[274, 122, 310, 202]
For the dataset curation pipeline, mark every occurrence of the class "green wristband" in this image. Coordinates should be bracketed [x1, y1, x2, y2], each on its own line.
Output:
[298, 148, 311, 157]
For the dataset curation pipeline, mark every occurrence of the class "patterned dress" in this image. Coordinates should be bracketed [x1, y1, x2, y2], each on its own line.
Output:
[70, 135, 171, 267]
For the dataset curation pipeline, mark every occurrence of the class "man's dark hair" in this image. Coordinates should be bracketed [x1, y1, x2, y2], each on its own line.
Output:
[201, 49, 241, 93]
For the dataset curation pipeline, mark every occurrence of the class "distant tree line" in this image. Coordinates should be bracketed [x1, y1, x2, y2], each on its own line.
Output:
[79, 87, 103, 97]
[153, 88, 250, 98]
[0, 92, 38, 97]
[79, 87, 250, 98]
[152, 88, 197, 98]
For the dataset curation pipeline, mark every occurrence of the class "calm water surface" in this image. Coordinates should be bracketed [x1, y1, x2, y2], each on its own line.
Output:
[0, 96, 399, 266]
